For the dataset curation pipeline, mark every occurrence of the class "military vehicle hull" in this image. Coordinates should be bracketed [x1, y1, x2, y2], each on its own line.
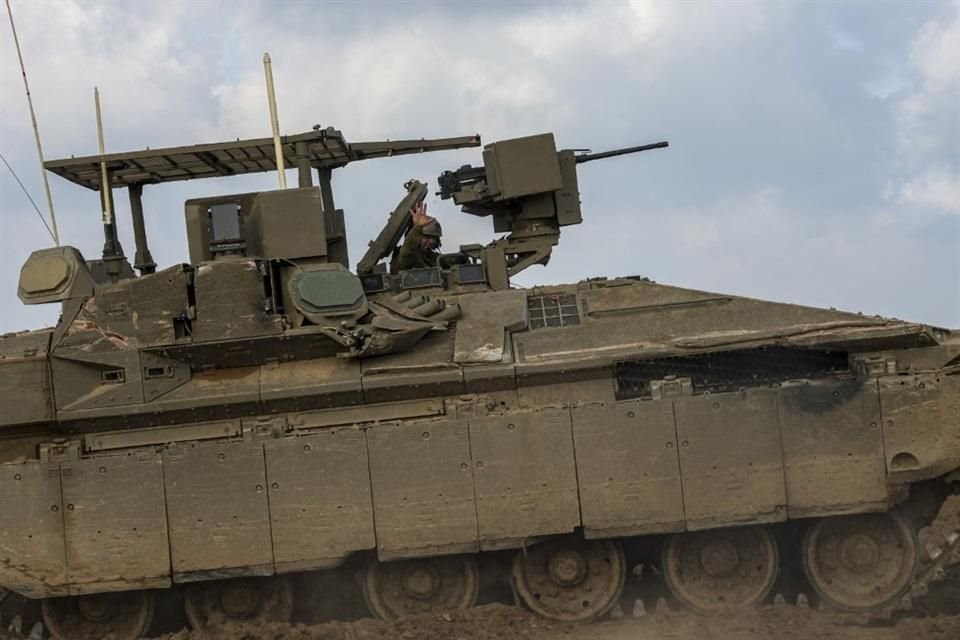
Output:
[2, 273, 958, 636]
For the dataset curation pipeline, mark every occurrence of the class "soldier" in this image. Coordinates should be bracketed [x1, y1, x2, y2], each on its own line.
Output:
[394, 201, 442, 271]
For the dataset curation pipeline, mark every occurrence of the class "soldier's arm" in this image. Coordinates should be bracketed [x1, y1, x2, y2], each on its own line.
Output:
[396, 225, 425, 270]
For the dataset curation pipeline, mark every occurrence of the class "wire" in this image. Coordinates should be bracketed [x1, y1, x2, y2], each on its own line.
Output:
[0, 149, 57, 242]
[5, 0, 60, 245]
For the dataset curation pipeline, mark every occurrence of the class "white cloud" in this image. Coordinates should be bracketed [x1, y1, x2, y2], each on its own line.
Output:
[524, 187, 958, 325]
[198, 11, 569, 144]
[0, 1, 204, 149]
[897, 165, 960, 214]
[502, 0, 664, 59]
[877, 1, 960, 233]
[894, 1, 960, 157]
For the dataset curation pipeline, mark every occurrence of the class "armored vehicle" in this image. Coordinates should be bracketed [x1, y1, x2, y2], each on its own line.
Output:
[1, 126, 958, 640]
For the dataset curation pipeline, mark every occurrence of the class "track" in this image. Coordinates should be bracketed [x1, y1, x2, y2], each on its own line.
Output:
[1, 501, 957, 640]
[144, 540, 960, 640]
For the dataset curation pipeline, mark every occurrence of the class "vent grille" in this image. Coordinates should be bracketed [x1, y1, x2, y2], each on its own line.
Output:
[615, 346, 850, 400]
[527, 294, 581, 330]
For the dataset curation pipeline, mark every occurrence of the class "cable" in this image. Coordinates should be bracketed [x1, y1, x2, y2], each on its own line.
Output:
[0, 149, 57, 242]
[5, 0, 60, 245]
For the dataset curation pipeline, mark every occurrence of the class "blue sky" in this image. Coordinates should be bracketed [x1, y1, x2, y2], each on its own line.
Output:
[1, 0, 957, 332]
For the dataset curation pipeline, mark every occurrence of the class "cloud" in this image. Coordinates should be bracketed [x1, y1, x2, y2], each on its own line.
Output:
[863, 61, 910, 100]
[877, 1, 960, 230]
[0, 0, 212, 152]
[502, 0, 664, 59]
[896, 165, 960, 214]
[1, 0, 957, 333]
[197, 9, 571, 145]
[522, 186, 958, 326]
[894, 0, 960, 158]
[827, 22, 865, 53]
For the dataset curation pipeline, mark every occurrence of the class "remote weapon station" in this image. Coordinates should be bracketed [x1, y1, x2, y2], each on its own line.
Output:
[1, 95, 958, 640]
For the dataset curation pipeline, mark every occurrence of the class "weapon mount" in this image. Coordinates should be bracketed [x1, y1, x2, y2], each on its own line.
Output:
[436, 133, 668, 287]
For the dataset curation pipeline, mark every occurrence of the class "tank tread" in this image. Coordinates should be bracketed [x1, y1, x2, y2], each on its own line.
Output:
[622, 527, 960, 626]
[873, 527, 960, 622]
[2, 530, 956, 638]
[0, 592, 43, 640]
[0, 616, 43, 640]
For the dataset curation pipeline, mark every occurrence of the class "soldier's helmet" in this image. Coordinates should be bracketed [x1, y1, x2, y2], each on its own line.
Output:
[422, 220, 443, 238]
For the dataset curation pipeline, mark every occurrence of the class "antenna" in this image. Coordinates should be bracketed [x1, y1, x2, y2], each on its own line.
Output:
[262, 52, 287, 190]
[92, 86, 126, 283]
[94, 87, 113, 225]
[5, 0, 59, 246]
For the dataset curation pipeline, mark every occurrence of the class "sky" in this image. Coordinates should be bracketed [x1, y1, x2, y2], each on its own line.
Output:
[1, 0, 958, 334]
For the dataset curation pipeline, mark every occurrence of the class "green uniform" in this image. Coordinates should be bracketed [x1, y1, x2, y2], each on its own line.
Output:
[394, 225, 439, 271]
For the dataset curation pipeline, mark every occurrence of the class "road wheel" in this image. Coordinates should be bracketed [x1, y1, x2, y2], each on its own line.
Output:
[663, 525, 779, 611]
[512, 537, 625, 622]
[42, 591, 153, 640]
[802, 511, 918, 612]
[363, 555, 479, 620]
[184, 576, 293, 629]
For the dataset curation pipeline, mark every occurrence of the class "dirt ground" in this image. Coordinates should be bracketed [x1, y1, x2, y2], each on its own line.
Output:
[149, 600, 960, 640]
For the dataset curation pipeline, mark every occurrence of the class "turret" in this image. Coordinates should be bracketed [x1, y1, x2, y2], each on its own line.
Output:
[436, 133, 668, 288]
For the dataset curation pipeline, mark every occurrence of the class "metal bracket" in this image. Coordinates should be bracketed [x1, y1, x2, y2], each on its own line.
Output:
[859, 355, 897, 377]
[650, 376, 693, 400]
[39, 439, 82, 463]
[242, 415, 290, 440]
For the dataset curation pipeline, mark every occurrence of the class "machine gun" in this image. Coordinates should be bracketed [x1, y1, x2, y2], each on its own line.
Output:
[437, 140, 668, 200]
[436, 134, 668, 288]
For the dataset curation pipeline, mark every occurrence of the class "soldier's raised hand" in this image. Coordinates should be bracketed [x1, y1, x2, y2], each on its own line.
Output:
[411, 201, 435, 227]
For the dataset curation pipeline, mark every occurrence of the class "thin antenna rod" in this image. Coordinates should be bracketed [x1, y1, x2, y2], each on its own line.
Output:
[263, 52, 287, 190]
[0, 150, 56, 241]
[94, 86, 113, 225]
[5, 0, 59, 246]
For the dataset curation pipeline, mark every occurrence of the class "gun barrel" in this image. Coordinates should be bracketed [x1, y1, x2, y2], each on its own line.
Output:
[574, 140, 669, 164]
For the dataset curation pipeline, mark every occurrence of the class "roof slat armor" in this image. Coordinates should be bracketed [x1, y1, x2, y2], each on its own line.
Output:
[44, 127, 480, 190]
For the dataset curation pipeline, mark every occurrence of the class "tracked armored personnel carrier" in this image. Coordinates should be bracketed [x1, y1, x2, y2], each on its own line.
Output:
[1, 126, 958, 640]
